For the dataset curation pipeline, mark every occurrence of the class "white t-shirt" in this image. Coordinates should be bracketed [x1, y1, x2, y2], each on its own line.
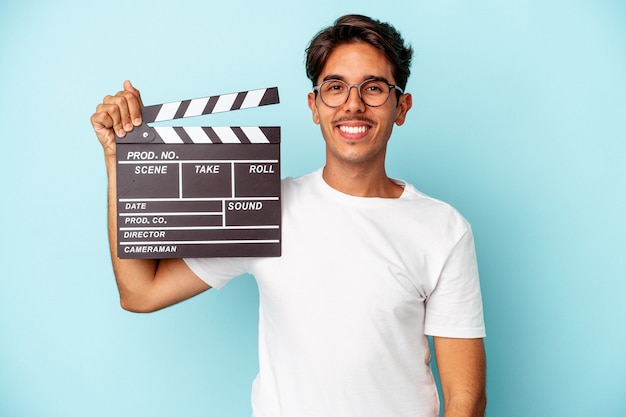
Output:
[185, 169, 485, 417]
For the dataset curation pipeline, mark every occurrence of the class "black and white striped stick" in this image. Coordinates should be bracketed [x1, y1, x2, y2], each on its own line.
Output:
[116, 87, 279, 144]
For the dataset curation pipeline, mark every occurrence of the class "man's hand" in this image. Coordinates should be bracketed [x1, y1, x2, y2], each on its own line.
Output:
[90, 80, 143, 159]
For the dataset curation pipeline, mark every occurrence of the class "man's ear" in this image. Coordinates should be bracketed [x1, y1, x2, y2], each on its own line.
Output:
[308, 92, 321, 124]
[394, 93, 413, 126]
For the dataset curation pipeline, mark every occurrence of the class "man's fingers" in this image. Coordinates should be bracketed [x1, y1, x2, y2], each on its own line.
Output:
[104, 88, 141, 137]
[90, 81, 144, 159]
[101, 94, 131, 138]
[124, 80, 143, 125]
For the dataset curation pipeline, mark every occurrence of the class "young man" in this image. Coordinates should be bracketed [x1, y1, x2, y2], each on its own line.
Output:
[91, 14, 486, 417]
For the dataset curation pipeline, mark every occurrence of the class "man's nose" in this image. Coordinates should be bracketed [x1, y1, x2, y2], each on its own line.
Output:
[344, 85, 365, 112]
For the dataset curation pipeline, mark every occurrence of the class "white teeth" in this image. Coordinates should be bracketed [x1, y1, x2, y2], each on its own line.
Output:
[339, 125, 368, 134]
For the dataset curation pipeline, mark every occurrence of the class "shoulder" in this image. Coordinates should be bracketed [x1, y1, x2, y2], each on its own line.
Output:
[395, 179, 472, 237]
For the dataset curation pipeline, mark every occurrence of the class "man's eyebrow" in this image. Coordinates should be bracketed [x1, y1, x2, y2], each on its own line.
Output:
[322, 74, 346, 82]
[365, 75, 392, 84]
[321, 74, 392, 84]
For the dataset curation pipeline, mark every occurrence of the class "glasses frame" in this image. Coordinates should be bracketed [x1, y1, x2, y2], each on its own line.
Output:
[313, 78, 404, 108]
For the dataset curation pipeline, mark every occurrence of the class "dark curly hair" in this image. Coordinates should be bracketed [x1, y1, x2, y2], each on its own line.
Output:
[305, 14, 413, 91]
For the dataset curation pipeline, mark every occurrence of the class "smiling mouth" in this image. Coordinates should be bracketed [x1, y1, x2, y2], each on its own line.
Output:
[339, 125, 369, 134]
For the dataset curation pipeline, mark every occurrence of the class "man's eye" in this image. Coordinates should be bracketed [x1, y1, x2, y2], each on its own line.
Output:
[325, 83, 345, 92]
[363, 83, 384, 93]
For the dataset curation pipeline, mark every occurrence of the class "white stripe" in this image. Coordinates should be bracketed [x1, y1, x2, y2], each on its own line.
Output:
[212, 93, 238, 113]
[155, 102, 180, 122]
[184, 97, 210, 118]
[121, 240, 279, 245]
[240, 89, 265, 109]
[154, 127, 183, 143]
[213, 126, 240, 143]
[184, 126, 212, 143]
[240, 126, 269, 143]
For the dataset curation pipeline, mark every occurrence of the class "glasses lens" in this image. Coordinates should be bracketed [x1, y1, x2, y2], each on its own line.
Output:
[360, 80, 390, 107]
[320, 80, 348, 107]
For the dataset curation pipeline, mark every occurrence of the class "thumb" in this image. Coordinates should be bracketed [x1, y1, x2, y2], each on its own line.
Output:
[123, 80, 143, 106]
[124, 79, 137, 93]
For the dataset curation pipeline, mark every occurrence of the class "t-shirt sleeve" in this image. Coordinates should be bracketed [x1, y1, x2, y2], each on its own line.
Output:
[424, 228, 486, 338]
[184, 257, 248, 289]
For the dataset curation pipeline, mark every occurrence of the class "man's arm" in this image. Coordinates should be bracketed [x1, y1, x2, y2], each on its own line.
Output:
[91, 81, 211, 313]
[433, 337, 487, 417]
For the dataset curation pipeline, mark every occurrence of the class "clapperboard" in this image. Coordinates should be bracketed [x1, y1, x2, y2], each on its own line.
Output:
[115, 87, 281, 259]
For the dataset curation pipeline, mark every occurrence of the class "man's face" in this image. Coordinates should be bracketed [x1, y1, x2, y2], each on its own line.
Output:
[307, 42, 412, 170]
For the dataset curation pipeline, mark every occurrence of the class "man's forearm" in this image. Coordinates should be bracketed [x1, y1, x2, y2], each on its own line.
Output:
[104, 155, 160, 311]
[434, 337, 486, 417]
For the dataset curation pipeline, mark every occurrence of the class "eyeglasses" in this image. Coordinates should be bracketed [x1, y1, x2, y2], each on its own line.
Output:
[313, 78, 404, 108]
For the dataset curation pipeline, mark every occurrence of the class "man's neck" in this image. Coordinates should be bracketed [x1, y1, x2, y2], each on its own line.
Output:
[322, 164, 403, 198]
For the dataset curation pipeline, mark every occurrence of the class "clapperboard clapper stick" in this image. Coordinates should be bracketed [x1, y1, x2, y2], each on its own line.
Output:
[115, 87, 281, 259]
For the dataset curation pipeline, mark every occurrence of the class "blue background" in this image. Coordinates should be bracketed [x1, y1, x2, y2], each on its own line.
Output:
[1, 1, 625, 416]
